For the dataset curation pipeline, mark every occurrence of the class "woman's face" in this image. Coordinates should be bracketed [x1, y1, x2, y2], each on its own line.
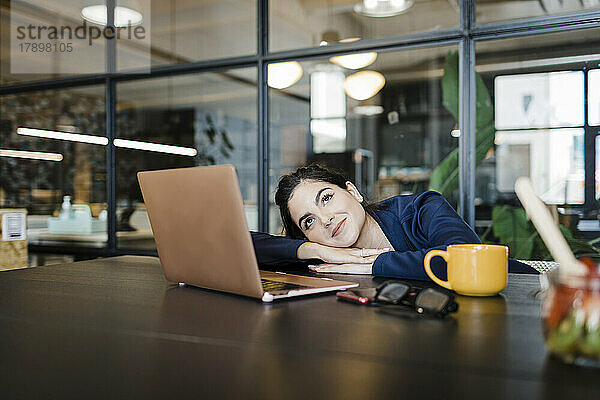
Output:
[287, 179, 366, 247]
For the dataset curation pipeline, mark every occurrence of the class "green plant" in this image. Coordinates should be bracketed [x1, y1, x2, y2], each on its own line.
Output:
[428, 51, 495, 196]
[197, 114, 235, 165]
[480, 204, 600, 260]
[432, 51, 600, 261]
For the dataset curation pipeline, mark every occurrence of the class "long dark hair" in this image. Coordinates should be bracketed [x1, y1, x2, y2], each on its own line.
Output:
[274, 163, 379, 239]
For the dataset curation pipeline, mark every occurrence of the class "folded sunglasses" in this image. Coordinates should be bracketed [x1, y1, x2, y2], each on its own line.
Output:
[336, 280, 458, 318]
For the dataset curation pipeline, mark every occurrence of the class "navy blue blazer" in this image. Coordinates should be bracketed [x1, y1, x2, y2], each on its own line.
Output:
[251, 191, 537, 280]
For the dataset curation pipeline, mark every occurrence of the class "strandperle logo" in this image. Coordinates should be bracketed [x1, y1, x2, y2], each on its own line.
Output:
[10, 1, 151, 74]
[15, 20, 147, 46]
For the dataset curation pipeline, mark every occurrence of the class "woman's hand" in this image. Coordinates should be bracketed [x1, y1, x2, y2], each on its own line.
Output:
[308, 263, 373, 275]
[297, 242, 389, 264]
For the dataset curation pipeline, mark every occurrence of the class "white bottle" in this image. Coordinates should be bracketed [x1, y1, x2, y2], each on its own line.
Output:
[60, 195, 72, 219]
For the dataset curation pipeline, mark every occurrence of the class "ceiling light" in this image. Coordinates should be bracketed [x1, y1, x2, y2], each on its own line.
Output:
[311, 66, 346, 119]
[354, 0, 414, 17]
[0, 149, 63, 161]
[353, 105, 384, 116]
[17, 127, 109, 145]
[330, 52, 377, 70]
[268, 61, 303, 89]
[339, 37, 361, 43]
[114, 139, 197, 156]
[81, 5, 143, 27]
[344, 71, 386, 100]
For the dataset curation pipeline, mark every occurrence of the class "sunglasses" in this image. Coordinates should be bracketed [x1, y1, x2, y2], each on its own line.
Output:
[337, 281, 458, 318]
[377, 281, 458, 317]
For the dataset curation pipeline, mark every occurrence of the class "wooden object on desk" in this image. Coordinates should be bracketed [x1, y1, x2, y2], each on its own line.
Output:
[0, 208, 28, 270]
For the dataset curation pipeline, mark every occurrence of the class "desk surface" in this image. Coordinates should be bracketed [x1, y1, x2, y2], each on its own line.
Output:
[1, 256, 599, 399]
[27, 228, 155, 248]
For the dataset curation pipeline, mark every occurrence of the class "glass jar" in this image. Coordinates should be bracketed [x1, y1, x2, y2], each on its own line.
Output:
[542, 265, 600, 367]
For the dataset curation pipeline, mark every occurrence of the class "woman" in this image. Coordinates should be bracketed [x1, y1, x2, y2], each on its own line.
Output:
[251, 164, 534, 280]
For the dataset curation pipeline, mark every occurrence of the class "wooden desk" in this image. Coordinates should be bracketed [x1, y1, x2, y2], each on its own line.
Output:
[1, 256, 599, 398]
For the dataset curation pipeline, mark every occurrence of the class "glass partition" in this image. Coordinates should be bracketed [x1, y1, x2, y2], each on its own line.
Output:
[120, 0, 256, 71]
[476, 0, 600, 25]
[0, 85, 107, 249]
[1, 1, 107, 84]
[269, 0, 458, 53]
[1, 1, 256, 80]
[474, 29, 600, 254]
[115, 68, 258, 249]
[268, 45, 460, 234]
[590, 69, 600, 127]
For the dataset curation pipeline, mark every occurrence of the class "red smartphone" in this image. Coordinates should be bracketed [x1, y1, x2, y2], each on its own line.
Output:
[336, 288, 377, 304]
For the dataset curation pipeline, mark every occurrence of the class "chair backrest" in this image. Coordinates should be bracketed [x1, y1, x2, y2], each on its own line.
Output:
[517, 260, 558, 273]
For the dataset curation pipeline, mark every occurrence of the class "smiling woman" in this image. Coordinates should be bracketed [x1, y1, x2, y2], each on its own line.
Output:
[251, 163, 537, 279]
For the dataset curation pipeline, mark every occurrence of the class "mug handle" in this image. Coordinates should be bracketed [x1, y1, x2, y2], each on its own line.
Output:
[423, 250, 452, 290]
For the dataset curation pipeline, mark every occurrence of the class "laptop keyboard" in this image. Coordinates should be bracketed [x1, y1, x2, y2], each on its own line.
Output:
[261, 278, 308, 292]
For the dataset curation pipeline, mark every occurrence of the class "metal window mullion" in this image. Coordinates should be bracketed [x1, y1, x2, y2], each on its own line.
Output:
[264, 29, 463, 62]
[3, 10, 599, 95]
[0, 75, 107, 95]
[584, 69, 595, 213]
[112, 55, 259, 81]
[106, 78, 116, 253]
[459, 0, 476, 227]
[257, 0, 269, 232]
[472, 10, 600, 41]
[106, 0, 117, 253]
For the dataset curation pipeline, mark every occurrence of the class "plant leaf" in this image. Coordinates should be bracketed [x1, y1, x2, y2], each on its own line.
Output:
[428, 123, 495, 195]
[491, 205, 535, 259]
[441, 51, 493, 128]
[429, 51, 496, 196]
[441, 51, 459, 121]
[221, 132, 234, 150]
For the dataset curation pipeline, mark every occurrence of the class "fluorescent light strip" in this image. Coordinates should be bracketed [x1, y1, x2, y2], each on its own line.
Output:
[17, 127, 197, 157]
[114, 139, 197, 156]
[17, 127, 109, 145]
[0, 149, 63, 161]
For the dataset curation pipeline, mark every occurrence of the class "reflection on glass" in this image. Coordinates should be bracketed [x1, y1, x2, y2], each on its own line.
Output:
[330, 52, 377, 70]
[269, 0, 458, 52]
[590, 69, 600, 126]
[475, 29, 599, 241]
[495, 72, 584, 129]
[595, 136, 600, 200]
[120, 0, 256, 71]
[496, 129, 584, 204]
[1, 1, 106, 84]
[268, 46, 459, 234]
[0, 86, 107, 247]
[115, 69, 258, 249]
[0, 0, 257, 78]
[477, 0, 600, 25]
[343, 70, 386, 101]
[268, 62, 304, 89]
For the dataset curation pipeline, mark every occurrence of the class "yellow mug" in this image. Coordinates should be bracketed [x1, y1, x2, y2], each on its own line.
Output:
[423, 244, 508, 296]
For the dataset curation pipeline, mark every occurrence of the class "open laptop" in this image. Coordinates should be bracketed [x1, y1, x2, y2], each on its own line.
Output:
[137, 164, 358, 302]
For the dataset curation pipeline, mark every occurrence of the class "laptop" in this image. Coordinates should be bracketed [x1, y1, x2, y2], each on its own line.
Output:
[137, 164, 359, 302]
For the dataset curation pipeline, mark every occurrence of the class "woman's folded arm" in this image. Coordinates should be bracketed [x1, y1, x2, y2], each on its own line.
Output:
[250, 231, 306, 267]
